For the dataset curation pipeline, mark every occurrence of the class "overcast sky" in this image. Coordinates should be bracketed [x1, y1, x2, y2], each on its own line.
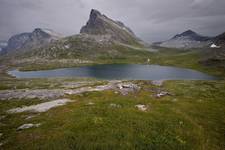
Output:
[1, 0, 225, 42]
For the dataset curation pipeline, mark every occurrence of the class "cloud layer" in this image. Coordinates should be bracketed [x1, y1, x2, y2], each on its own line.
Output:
[1, 0, 225, 42]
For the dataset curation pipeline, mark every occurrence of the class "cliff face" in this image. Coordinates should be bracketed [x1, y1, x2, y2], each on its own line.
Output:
[80, 9, 140, 45]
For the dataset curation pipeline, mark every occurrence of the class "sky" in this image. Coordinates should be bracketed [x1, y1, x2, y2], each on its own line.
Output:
[1, 0, 225, 42]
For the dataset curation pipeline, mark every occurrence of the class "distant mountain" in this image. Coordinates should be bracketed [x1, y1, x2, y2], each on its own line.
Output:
[2, 28, 62, 54]
[80, 9, 141, 45]
[155, 30, 211, 49]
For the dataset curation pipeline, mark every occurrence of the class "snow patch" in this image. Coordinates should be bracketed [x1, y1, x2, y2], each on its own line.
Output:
[210, 43, 220, 48]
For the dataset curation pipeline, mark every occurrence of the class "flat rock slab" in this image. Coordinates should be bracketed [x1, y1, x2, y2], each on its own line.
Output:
[8, 99, 72, 113]
[0, 81, 121, 100]
[151, 80, 164, 86]
[0, 89, 65, 100]
[17, 123, 41, 130]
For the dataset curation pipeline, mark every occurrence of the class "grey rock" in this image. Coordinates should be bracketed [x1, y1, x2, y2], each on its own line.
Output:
[135, 104, 148, 112]
[17, 123, 41, 130]
[109, 103, 121, 108]
[116, 82, 140, 95]
[8, 99, 71, 113]
[151, 80, 164, 86]
[156, 91, 170, 98]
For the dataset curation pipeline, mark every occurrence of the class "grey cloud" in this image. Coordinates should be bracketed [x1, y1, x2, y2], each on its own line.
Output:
[0, 0, 225, 42]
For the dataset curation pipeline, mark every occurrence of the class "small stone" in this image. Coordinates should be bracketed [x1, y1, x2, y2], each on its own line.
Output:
[172, 99, 177, 102]
[0, 115, 6, 120]
[109, 103, 121, 108]
[156, 91, 170, 98]
[135, 104, 148, 112]
[87, 102, 94, 105]
[0, 133, 3, 137]
[25, 114, 39, 120]
[179, 121, 184, 125]
[17, 123, 41, 131]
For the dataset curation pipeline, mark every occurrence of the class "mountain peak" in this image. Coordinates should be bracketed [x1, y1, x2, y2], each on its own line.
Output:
[90, 9, 101, 17]
[173, 30, 197, 38]
[80, 9, 105, 34]
[179, 30, 198, 37]
[80, 9, 140, 45]
[172, 30, 209, 42]
[182, 30, 196, 35]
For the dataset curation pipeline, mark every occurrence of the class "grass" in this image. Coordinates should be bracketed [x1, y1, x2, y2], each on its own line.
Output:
[0, 80, 225, 149]
[0, 46, 225, 149]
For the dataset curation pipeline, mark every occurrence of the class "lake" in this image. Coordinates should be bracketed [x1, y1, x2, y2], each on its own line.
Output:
[8, 64, 217, 80]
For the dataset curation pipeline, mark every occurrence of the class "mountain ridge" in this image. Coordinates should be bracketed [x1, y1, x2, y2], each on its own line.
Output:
[2, 28, 62, 54]
[154, 30, 215, 49]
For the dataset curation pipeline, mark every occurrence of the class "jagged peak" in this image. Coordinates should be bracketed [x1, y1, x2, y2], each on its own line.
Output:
[32, 28, 62, 38]
[79, 9, 140, 45]
[182, 30, 196, 35]
[173, 30, 197, 38]
[90, 9, 101, 17]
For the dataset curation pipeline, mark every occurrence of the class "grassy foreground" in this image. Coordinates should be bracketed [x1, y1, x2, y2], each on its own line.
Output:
[0, 80, 225, 150]
[0, 47, 225, 149]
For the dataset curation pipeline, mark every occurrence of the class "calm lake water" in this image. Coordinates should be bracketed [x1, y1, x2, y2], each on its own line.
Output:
[8, 64, 217, 80]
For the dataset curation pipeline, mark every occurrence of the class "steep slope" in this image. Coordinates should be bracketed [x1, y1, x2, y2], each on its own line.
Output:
[2, 28, 62, 54]
[156, 30, 211, 49]
[80, 9, 141, 45]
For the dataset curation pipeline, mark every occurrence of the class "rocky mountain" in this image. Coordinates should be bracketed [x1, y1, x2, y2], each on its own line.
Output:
[16, 9, 146, 60]
[80, 9, 141, 45]
[155, 30, 211, 49]
[2, 28, 62, 54]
